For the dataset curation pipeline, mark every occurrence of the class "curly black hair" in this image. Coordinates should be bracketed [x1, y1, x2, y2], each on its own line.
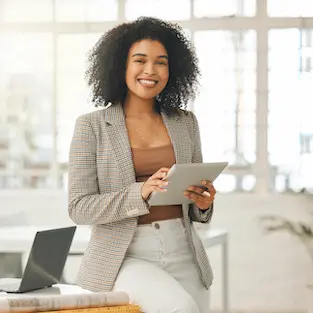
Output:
[85, 16, 200, 115]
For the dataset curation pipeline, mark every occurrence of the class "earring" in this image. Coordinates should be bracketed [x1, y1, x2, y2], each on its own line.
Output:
[156, 94, 161, 102]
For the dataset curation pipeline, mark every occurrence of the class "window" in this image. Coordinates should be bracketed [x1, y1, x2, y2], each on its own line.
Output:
[268, 29, 313, 191]
[268, 0, 313, 17]
[2, 0, 53, 22]
[194, 30, 256, 163]
[0, 33, 53, 188]
[194, 30, 256, 192]
[194, 0, 256, 18]
[1, 0, 312, 193]
[55, 0, 118, 22]
[56, 33, 102, 167]
[125, 0, 191, 20]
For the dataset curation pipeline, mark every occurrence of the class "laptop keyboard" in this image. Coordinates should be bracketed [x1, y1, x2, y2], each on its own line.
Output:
[0, 278, 21, 292]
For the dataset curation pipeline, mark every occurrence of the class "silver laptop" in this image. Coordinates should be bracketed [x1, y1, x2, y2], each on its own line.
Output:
[0, 226, 76, 293]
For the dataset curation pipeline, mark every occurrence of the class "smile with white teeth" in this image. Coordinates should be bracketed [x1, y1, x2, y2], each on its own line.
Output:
[138, 79, 157, 87]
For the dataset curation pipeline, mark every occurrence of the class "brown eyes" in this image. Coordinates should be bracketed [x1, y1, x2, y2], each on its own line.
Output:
[157, 61, 167, 65]
[134, 59, 167, 66]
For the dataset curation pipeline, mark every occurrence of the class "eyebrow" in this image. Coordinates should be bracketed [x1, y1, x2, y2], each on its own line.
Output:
[131, 53, 168, 59]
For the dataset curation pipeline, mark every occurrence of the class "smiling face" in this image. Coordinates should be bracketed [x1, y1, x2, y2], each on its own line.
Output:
[125, 39, 169, 101]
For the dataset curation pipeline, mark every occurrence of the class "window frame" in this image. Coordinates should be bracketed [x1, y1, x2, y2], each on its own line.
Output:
[1, 0, 313, 192]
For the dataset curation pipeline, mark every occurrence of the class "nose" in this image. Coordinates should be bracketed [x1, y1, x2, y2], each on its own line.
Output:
[143, 62, 156, 76]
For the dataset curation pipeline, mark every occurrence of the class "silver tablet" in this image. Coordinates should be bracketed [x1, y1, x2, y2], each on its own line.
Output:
[147, 162, 228, 206]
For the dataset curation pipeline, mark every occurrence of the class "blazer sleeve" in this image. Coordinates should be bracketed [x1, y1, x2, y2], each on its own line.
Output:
[68, 115, 150, 225]
[188, 111, 214, 224]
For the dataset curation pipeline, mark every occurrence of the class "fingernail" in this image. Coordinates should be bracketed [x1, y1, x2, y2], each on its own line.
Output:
[202, 180, 206, 185]
[203, 191, 210, 197]
[184, 191, 189, 196]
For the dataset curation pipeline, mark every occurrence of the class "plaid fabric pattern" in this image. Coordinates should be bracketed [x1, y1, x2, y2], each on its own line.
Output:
[68, 104, 214, 291]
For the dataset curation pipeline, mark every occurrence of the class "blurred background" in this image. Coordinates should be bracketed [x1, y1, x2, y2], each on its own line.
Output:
[0, 0, 313, 312]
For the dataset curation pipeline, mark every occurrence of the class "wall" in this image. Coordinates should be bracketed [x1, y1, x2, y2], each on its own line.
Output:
[0, 190, 312, 313]
[208, 193, 312, 313]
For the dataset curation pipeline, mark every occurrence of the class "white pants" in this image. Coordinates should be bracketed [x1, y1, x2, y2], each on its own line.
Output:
[114, 218, 210, 313]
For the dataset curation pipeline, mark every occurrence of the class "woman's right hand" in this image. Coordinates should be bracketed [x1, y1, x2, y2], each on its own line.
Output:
[141, 167, 170, 200]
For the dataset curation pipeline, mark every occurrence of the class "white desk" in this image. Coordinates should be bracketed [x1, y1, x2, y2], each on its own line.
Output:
[0, 226, 229, 313]
[200, 228, 229, 313]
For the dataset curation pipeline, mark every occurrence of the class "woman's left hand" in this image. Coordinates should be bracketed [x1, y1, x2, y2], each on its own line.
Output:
[184, 180, 216, 210]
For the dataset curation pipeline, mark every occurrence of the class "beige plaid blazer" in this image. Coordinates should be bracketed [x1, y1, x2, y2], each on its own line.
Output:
[68, 103, 214, 292]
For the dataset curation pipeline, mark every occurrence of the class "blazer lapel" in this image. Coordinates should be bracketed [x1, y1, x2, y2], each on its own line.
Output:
[104, 104, 136, 187]
[161, 112, 192, 165]
[104, 105, 192, 188]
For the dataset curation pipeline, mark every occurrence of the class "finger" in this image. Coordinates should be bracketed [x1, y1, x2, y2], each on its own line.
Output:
[184, 191, 214, 209]
[201, 188, 215, 202]
[149, 171, 167, 180]
[157, 167, 170, 173]
[149, 168, 170, 180]
[187, 185, 206, 195]
[148, 179, 168, 188]
[151, 186, 167, 193]
[184, 191, 202, 203]
[202, 191, 211, 197]
[202, 180, 216, 195]
[156, 167, 170, 179]
[199, 192, 215, 208]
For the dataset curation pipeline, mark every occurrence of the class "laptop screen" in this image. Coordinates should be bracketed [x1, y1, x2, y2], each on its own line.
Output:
[19, 226, 76, 292]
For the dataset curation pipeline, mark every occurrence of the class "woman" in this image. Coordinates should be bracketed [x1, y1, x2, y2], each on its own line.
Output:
[68, 16, 216, 313]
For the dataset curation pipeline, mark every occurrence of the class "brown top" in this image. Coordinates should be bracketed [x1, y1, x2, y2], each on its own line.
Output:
[131, 145, 183, 224]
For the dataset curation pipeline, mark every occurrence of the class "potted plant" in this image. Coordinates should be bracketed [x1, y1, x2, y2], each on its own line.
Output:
[260, 213, 313, 313]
